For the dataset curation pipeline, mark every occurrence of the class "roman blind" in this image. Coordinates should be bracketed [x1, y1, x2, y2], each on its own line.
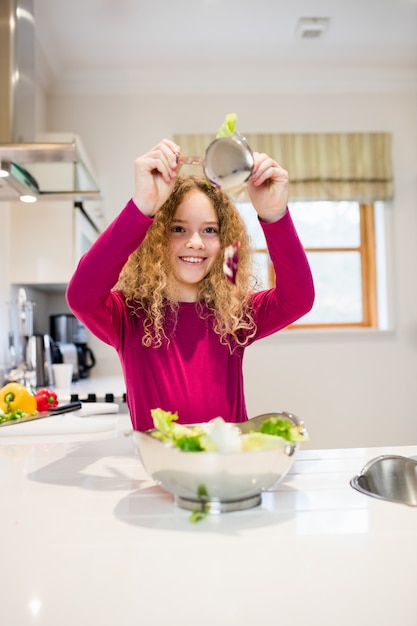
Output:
[172, 132, 394, 201]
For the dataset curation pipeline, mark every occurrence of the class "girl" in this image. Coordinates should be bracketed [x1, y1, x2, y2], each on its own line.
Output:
[67, 139, 314, 430]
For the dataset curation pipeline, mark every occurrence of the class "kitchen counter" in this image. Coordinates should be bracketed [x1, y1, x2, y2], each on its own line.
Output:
[1, 413, 416, 626]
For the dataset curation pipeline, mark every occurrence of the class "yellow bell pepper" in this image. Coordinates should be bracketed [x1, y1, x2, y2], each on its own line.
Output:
[0, 382, 37, 415]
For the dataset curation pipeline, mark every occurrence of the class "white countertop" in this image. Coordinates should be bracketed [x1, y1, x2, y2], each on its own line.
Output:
[1, 413, 416, 626]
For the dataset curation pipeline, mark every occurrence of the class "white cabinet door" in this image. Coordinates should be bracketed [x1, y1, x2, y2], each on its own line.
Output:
[9, 202, 92, 286]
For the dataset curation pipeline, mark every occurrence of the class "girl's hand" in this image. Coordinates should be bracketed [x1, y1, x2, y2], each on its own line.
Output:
[133, 139, 182, 217]
[247, 152, 289, 223]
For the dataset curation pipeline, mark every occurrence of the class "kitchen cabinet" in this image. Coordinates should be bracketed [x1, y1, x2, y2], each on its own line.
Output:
[9, 201, 100, 288]
[8, 131, 104, 290]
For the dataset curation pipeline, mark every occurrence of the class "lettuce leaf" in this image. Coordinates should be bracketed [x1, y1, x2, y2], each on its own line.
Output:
[258, 416, 309, 443]
[241, 432, 287, 452]
[150, 408, 214, 451]
[150, 409, 308, 452]
[216, 113, 238, 138]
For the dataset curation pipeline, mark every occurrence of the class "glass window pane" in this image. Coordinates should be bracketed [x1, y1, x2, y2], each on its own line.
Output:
[294, 251, 363, 324]
[236, 200, 369, 327]
[290, 201, 360, 248]
[252, 252, 270, 291]
[236, 202, 266, 248]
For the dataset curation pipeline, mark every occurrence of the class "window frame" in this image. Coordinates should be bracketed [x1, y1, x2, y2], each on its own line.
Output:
[244, 202, 379, 329]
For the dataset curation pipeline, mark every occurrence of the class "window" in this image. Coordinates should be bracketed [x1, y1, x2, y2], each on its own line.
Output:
[173, 130, 393, 329]
[236, 200, 383, 328]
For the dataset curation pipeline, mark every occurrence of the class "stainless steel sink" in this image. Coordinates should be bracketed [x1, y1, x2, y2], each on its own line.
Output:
[350, 455, 417, 507]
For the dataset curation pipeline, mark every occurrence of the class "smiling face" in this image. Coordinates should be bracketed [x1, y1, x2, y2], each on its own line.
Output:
[168, 189, 221, 302]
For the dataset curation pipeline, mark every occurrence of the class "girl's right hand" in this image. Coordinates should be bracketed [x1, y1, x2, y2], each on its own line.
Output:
[133, 139, 182, 217]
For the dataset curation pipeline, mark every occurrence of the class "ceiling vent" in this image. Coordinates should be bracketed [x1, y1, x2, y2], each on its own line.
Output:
[296, 17, 330, 40]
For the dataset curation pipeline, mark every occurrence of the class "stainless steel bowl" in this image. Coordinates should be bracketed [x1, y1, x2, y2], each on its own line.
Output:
[179, 133, 254, 191]
[204, 134, 254, 190]
[350, 454, 417, 507]
[132, 411, 303, 513]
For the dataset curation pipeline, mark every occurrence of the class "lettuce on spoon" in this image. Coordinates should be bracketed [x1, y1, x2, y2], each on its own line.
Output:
[216, 113, 238, 138]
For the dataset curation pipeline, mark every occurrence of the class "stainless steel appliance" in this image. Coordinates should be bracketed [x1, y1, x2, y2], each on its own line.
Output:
[6, 289, 56, 388]
[53, 343, 80, 381]
[25, 334, 54, 388]
[50, 314, 96, 379]
[0, 0, 100, 203]
[50, 314, 88, 344]
[6, 288, 34, 382]
[5, 288, 56, 388]
[75, 345, 96, 379]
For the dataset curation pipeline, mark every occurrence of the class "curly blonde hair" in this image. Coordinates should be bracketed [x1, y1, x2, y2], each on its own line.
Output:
[115, 175, 258, 350]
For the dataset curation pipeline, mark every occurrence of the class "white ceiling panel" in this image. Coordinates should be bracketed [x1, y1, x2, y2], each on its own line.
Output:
[33, 0, 417, 94]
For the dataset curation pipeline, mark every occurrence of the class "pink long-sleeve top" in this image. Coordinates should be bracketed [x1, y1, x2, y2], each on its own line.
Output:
[67, 199, 314, 430]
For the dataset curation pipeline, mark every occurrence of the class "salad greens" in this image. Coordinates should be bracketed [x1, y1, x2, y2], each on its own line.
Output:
[189, 484, 210, 523]
[150, 409, 309, 523]
[151, 408, 216, 451]
[150, 408, 308, 453]
[258, 416, 308, 443]
[0, 409, 33, 424]
[216, 112, 238, 138]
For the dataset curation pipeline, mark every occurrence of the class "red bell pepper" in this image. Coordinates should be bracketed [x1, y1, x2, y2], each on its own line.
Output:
[35, 388, 59, 412]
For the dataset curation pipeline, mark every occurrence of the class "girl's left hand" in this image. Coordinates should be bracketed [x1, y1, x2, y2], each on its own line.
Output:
[247, 152, 289, 223]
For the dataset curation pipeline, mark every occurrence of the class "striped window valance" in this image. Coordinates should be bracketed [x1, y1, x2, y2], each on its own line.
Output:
[172, 132, 394, 201]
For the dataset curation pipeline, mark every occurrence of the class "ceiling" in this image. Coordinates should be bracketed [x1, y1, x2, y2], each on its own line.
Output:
[34, 0, 417, 94]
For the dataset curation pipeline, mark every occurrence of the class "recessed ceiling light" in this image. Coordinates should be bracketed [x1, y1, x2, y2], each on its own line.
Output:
[20, 194, 38, 203]
[296, 17, 330, 40]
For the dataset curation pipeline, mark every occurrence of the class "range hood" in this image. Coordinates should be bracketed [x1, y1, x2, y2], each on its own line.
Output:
[0, 0, 101, 202]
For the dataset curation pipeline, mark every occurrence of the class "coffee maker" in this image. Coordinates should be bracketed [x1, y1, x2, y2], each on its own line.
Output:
[50, 314, 96, 379]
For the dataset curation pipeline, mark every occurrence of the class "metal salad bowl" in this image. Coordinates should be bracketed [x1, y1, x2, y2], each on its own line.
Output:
[132, 411, 305, 514]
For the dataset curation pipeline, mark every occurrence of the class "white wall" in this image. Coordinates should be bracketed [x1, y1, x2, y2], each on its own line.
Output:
[40, 90, 417, 449]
